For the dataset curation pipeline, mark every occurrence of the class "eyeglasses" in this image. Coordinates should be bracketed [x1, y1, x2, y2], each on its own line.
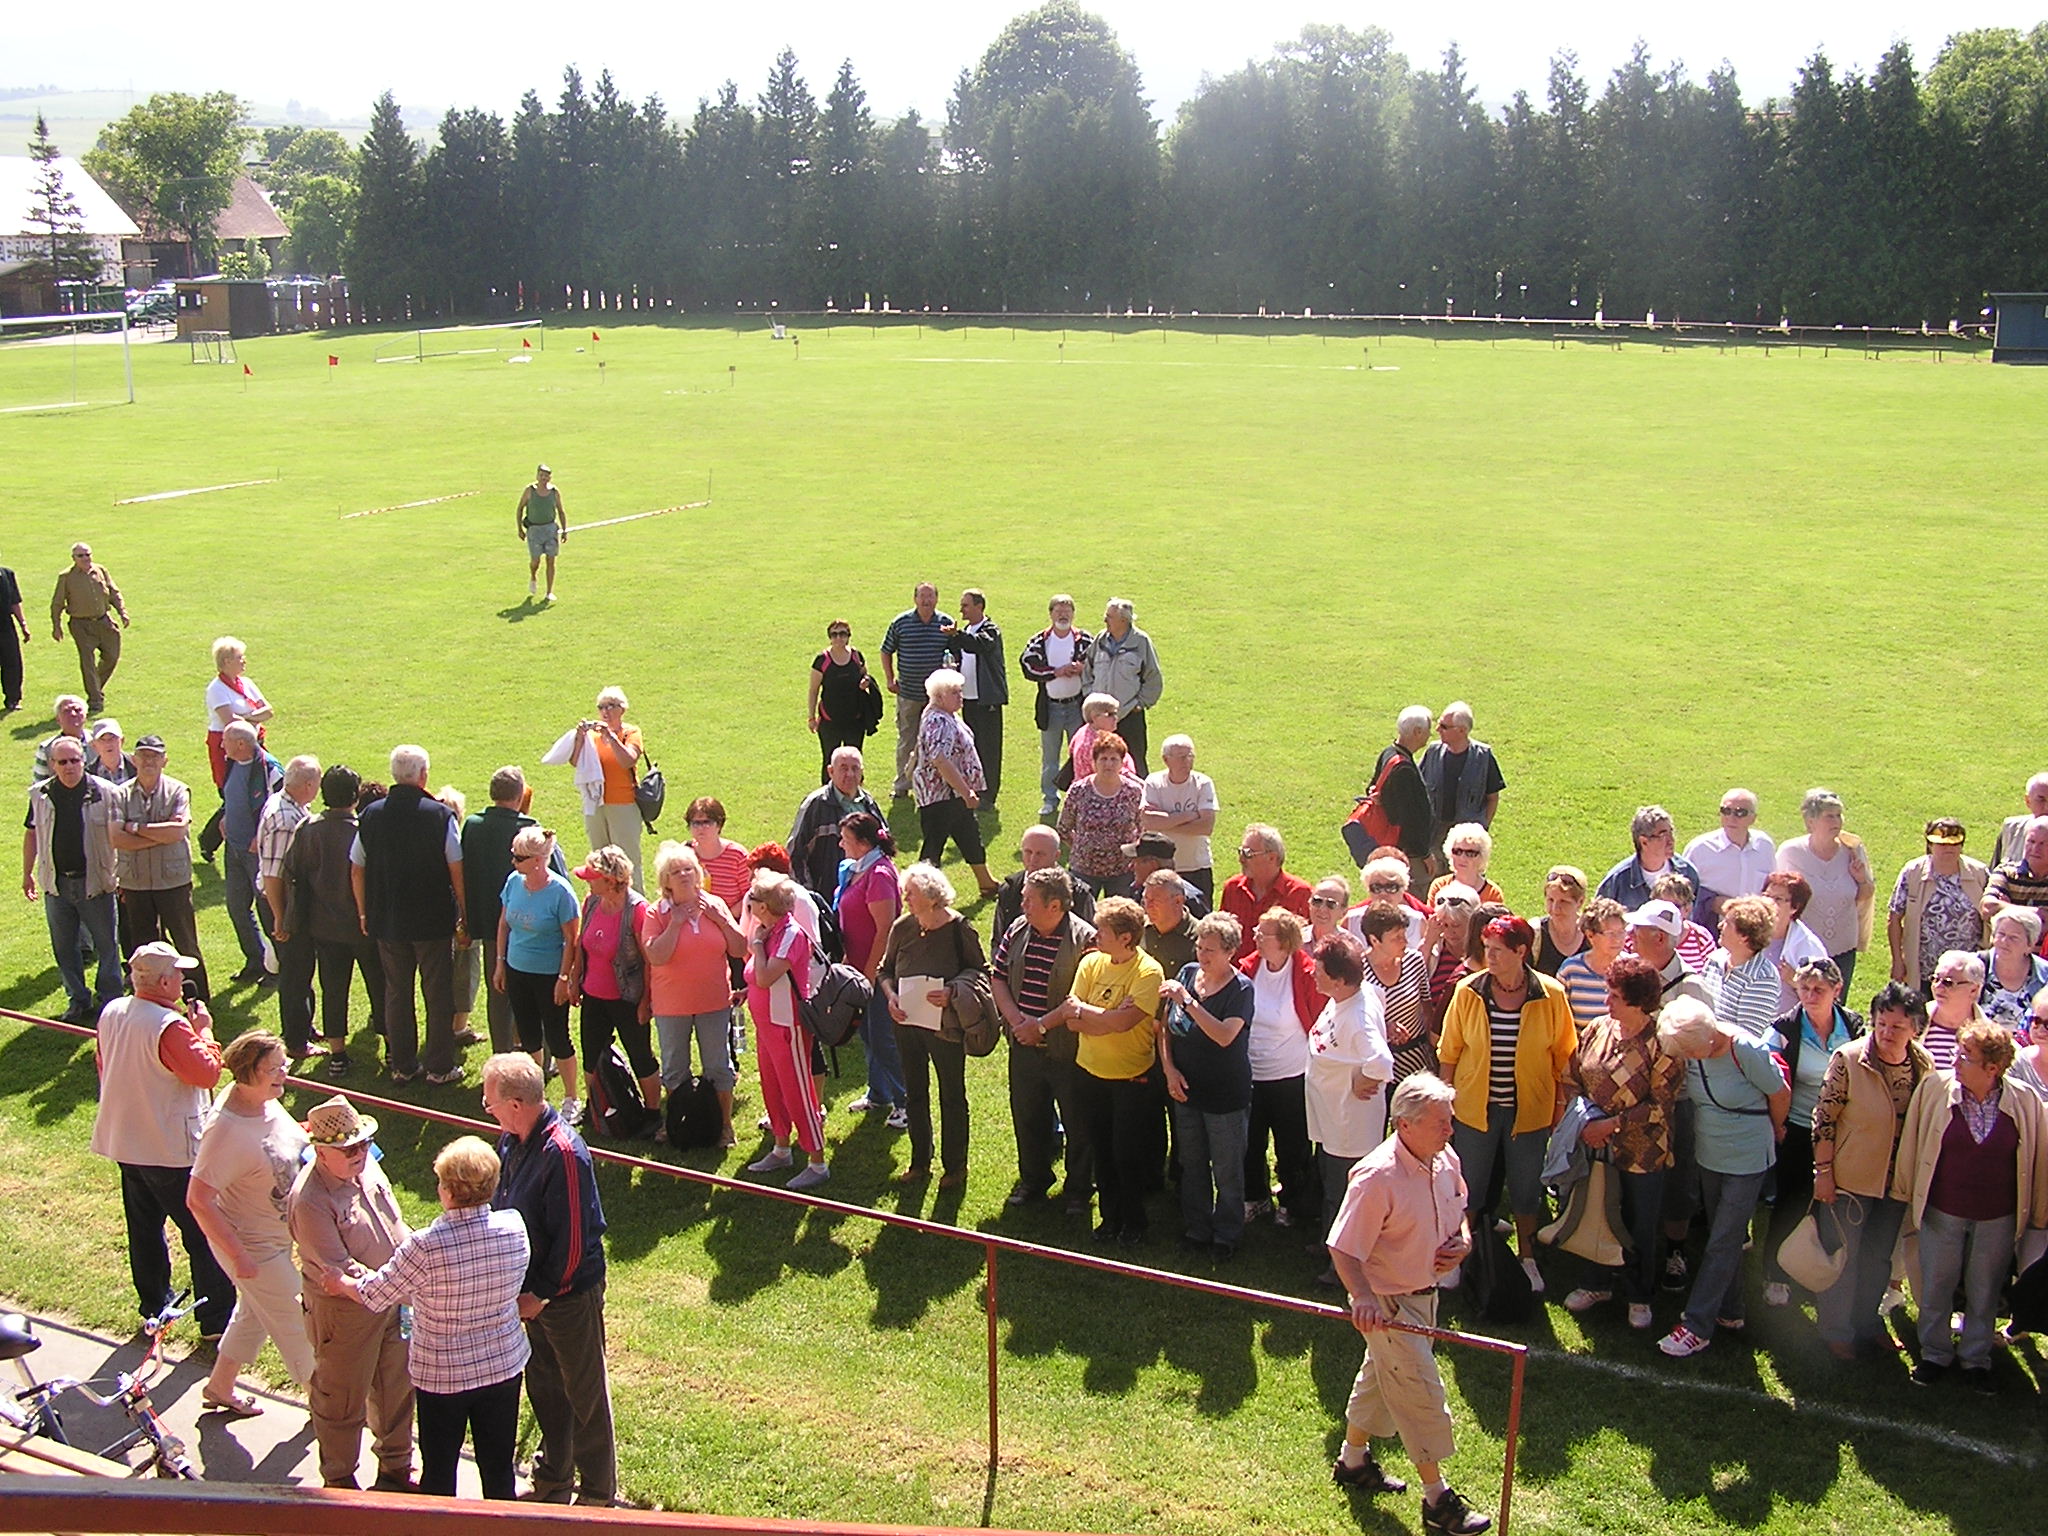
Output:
[1368, 882, 1404, 895]
[1436, 897, 1474, 910]
[1236, 847, 1265, 860]
[1452, 847, 1483, 858]
[828, 629, 850, 637]
[1720, 806, 1754, 818]
[1309, 895, 1343, 908]
[512, 853, 537, 865]
[688, 819, 718, 830]
[1933, 976, 1969, 989]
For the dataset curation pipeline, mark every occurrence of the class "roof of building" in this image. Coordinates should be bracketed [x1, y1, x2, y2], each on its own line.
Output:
[0, 154, 140, 239]
[214, 175, 288, 241]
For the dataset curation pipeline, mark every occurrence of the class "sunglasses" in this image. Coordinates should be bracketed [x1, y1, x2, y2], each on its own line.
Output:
[1452, 847, 1483, 858]
[1436, 897, 1475, 910]
[1309, 895, 1344, 908]
[1720, 806, 1754, 818]
[1368, 882, 1405, 894]
[1236, 848, 1266, 860]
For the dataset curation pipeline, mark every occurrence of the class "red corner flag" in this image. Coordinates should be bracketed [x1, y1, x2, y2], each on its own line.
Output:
[522, 337, 532, 349]
[592, 330, 600, 342]
[328, 354, 339, 367]
[242, 363, 252, 375]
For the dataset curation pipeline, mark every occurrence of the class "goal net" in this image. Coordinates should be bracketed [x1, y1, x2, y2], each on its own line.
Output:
[374, 318, 546, 363]
[0, 310, 134, 411]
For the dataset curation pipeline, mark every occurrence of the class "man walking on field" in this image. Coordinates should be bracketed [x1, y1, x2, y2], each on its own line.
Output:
[517, 465, 568, 604]
[50, 542, 128, 716]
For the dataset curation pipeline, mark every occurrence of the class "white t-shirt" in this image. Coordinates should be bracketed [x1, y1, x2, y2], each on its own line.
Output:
[1142, 770, 1218, 871]
[1043, 630, 1081, 700]
[1304, 989, 1396, 1159]
[205, 676, 265, 732]
[1247, 962, 1308, 1081]
[190, 1098, 308, 1262]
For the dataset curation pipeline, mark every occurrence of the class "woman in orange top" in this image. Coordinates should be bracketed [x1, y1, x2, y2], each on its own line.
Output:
[574, 686, 646, 889]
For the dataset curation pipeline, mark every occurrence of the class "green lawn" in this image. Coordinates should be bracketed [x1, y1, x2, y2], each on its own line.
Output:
[0, 317, 2041, 1533]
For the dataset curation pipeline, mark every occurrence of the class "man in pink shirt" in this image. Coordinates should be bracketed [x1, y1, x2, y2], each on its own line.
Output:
[1326, 1073, 1490, 1535]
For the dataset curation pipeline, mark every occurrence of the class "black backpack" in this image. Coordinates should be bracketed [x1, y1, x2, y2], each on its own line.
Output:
[663, 1074, 724, 1149]
[812, 898, 845, 966]
[799, 962, 873, 1049]
[584, 1044, 659, 1140]
[1463, 1228, 1535, 1325]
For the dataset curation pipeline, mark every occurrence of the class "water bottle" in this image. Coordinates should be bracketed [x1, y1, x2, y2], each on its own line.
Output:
[397, 1304, 413, 1341]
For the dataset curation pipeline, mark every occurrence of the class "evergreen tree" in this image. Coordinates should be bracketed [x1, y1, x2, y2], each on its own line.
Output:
[801, 61, 878, 307]
[423, 107, 512, 314]
[26, 113, 101, 286]
[757, 48, 819, 303]
[347, 92, 425, 318]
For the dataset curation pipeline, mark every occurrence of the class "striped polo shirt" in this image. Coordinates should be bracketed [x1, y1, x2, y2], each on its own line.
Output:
[881, 607, 955, 691]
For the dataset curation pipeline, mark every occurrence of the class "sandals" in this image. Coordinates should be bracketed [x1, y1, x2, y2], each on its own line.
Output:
[201, 1389, 264, 1418]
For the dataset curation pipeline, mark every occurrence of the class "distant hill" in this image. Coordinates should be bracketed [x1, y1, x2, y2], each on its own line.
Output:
[0, 88, 374, 157]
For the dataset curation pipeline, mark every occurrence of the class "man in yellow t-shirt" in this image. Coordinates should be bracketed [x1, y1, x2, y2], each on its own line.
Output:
[1053, 896, 1164, 1245]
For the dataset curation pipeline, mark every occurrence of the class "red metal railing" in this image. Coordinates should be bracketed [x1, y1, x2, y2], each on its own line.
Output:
[2, 1008, 1527, 1535]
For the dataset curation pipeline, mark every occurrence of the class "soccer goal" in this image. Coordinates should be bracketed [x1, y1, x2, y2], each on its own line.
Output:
[0, 310, 134, 411]
[374, 318, 546, 363]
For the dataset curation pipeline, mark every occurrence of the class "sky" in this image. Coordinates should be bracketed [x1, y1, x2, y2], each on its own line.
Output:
[7, 0, 2041, 128]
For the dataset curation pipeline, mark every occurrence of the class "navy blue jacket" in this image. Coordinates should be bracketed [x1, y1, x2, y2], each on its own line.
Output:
[495, 1104, 607, 1299]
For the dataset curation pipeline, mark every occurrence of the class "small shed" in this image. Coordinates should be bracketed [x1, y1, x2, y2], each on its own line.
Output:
[1989, 293, 2048, 363]
[173, 277, 274, 339]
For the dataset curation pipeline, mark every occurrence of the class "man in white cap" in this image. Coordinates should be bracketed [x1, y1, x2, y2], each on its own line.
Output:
[1626, 901, 1710, 1008]
[88, 941, 234, 1340]
[289, 1095, 415, 1491]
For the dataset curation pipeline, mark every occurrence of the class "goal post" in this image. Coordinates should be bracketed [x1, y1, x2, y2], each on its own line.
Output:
[373, 318, 546, 363]
[0, 310, 134, 410]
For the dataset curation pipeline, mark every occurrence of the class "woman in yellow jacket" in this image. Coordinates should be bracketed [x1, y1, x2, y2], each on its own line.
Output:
[1437, 915, 1578, 1294]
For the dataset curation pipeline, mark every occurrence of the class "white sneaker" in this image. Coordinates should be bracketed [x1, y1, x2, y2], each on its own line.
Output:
[746, 1148, 794, 1174]
[560, 1097, 583, 1127]
[543, 592, 557, 604]
[885, 1106, 909, 1130]
[1628, 1303, 1654, 1330]
[1764, 1282, 1791, 1308]
[1520, 1257, 1546, 1295]
[1879, 1286, 1907, 1315]
[845, 1094, 875, 1114]
[787, 1163, 831, 1191]
[1563, 1288, 1611, 1314]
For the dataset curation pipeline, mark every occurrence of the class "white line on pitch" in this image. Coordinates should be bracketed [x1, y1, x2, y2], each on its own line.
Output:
[341, 490, 482, 521]
[115, 478, 277, 505]
[1522, 1343, 2035, 1467]
[567, 500, 708, 532]
[0, 401, 87, 415]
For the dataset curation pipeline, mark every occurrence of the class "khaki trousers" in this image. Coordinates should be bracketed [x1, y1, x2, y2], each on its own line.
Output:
[305, 1287, 415, 1487]
[1345, 1288, 1456, 1468]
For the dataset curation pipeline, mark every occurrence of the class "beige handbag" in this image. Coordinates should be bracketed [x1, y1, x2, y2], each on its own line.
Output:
[1539, 1159, 1626, 1268]
[1776, 1199, 1851, 1293]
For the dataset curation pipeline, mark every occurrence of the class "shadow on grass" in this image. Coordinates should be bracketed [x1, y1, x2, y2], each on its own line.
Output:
[497, 599, 554, 624]
[864, 1178, 979, 1329]
[0, 980, 98, 1125]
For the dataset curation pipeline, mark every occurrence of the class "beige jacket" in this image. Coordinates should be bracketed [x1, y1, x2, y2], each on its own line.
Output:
[1892, 1071, 2048, 1243]
[1812, 1034, 1933, 1199]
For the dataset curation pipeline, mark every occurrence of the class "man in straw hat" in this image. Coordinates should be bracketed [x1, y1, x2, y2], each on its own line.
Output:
[88, 940, 234, 1340]
[289, 1094, 416, 1490]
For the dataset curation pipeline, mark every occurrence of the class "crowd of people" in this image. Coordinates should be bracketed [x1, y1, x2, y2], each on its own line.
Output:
[23, 568, 2048, 1528]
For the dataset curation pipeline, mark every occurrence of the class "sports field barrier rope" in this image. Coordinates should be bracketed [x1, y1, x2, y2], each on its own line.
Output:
[0, 1007, 1528, 1536]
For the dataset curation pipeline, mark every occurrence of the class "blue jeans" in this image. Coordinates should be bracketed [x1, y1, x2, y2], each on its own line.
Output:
[1452, 1102, 1548, 1219]
[1683, 1167, 1767, 1340]
[1915, 1204, 2016, 1368]
[1038, 696, 1083, 814]
[1174, 1101, 1249, 1244]
[862, 986, 906, 1107]
[221, 842, 270, 971]
[45, 875, 120, 1012]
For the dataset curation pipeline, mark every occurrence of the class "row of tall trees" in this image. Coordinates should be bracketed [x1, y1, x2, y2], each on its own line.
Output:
[341, 5, 2048, 325]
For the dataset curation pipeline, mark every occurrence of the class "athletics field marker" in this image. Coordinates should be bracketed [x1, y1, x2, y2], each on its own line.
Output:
[567, 500, 710, 533]
[341, 490, 482, 521]
[115, 478, 277, 505]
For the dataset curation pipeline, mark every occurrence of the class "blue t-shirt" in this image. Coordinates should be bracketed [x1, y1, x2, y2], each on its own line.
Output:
[1167, 963, 1255, 1114]
[500, 870, 579, 974]
[1688, 1029, 1787, 1176]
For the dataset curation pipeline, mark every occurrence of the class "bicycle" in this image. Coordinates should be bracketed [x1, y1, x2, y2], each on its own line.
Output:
[0, 1291, 203, 1478]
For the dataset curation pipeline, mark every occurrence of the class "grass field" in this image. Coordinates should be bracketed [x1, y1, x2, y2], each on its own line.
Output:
[1, 316, 2043, 1533]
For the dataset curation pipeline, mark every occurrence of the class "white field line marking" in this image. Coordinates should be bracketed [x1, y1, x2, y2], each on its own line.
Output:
[341, 490, 482, 521]
[567, 501, 708, 533]
[115, 478, 276, 505]
[1525, 1343, 2036, 1467]
[0, 400, 86, 415]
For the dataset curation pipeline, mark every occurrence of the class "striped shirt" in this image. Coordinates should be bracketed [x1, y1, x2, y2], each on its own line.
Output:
[880, 607, 955, 691]
[255, 790, 310, 882]
[1556, 954, 1609, 1030]
[1702, 949, 1781, 1038]
[1366, 947, 1436, 1081]
[357, 1204, 530, 1395]
[1486, 1000, 1522, 1106]
[995, 919, 1066, 1015]
[699, 839, 752, 911]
